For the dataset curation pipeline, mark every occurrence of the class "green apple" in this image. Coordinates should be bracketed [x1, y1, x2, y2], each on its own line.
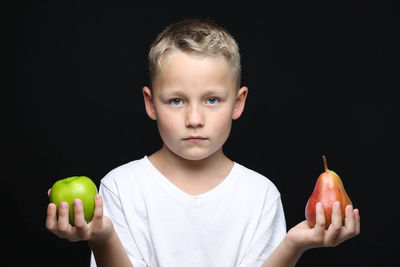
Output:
[49, 176, 98, 225]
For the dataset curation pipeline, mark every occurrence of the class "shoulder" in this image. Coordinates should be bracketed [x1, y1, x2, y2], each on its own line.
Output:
[100, 157, 148, 193]
[233, 162, 281, 200]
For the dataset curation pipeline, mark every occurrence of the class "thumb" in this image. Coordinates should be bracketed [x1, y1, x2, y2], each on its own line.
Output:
[48, 188, 51, 197]
[92, 194, 104, 227]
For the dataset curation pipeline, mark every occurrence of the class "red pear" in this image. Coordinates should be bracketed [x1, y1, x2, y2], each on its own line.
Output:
[305, 155, 352, 229]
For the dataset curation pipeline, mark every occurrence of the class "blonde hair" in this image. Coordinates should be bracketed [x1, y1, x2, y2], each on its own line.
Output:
[148, 18, 241, 89]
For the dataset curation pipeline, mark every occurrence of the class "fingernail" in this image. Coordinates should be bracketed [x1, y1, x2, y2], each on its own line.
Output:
[74, 199, 81, 207]
[316, 202, 322, 208]
[60, 202, 67, 209]
[95, 194, 101, 201]
[335, 201, 341, 208]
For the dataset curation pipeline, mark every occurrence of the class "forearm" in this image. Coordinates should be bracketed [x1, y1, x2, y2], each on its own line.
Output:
[89, 229, 133, 267]
[261, 237, 304, 267]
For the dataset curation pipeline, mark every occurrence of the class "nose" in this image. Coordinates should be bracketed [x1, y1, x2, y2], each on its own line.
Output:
[185, 103, 204, 128]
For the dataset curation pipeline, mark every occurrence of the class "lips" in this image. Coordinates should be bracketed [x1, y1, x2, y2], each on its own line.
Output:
[183, 136, 208, 143]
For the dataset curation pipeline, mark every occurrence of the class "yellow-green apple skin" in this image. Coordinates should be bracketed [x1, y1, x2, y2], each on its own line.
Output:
[49, 176, 98, 225]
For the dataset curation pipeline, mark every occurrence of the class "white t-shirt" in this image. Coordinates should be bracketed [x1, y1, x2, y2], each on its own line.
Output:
[90, 156, 286, 267]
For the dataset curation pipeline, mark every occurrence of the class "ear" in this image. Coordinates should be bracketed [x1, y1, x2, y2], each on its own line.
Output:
[143, 86, 157, 120]
[232, 86, 248, 120]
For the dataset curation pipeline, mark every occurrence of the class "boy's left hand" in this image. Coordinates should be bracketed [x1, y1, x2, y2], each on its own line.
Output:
[285, 202, 360, 251]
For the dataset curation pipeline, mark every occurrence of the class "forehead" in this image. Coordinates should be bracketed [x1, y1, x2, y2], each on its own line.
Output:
[153, 51, 236, 93]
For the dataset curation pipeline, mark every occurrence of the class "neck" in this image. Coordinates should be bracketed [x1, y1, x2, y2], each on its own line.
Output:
[149, 144, 232, 176]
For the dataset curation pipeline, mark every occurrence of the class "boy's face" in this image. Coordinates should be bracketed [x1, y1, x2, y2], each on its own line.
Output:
[143, 51, 247, 161]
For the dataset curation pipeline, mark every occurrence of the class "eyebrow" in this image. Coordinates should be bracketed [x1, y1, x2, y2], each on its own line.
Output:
[161, 88, 225, 98]
[162, 89, 186, 97]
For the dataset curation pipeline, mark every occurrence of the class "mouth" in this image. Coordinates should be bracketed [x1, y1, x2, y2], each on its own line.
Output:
[183, 136, 208, 143]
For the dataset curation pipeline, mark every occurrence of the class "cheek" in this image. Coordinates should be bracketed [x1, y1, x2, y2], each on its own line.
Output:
[210, 110, 233, 139]
[156, 111, 181, 138]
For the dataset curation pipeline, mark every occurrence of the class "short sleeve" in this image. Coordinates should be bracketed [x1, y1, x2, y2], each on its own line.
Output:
[239, 196, 287, 267]
[90, 181, 147, 267]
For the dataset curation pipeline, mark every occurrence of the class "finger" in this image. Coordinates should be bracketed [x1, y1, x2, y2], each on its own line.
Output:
[93, 195, 103, 222]
[335, 205, 360, 245]
[48, 188, 51, 197]
[73, 199, 89, 240]
[57, 202, 73, 237]
[344, 205, 356, 233]
[45, 203, 57, 232]
[354, 208, 360, 235]
[92, 194, 104, 230]
[335, 204, 354, 241]
[314, 202, 326, 233]
[326, 202, 343, 245]
[331, 201, 343, 228]
[73, 199, 87, 229]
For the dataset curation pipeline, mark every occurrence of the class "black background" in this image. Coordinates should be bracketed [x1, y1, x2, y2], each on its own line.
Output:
[4, 1, 399, 266]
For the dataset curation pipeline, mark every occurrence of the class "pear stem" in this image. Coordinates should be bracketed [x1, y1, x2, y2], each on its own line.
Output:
[322, 155, 328, 171]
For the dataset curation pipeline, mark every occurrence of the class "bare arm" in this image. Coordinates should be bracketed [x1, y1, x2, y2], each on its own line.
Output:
[89, 229, 133, 267]
[261, 202, 360, 267]
[46, 193, 133, 267]
[260, 236, 303, 267]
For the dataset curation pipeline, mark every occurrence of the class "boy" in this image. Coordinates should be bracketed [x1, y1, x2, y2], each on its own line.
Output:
[46, 19, 360, 267]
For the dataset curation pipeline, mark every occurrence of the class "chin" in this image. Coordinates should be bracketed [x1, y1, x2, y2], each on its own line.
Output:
[179, 153, 209, 161]
[175, 149, 217, 162]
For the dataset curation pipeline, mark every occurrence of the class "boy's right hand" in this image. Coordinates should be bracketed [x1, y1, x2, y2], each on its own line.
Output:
[46, 190, 114, 243]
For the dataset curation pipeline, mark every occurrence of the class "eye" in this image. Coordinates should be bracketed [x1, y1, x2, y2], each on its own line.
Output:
[170, 98, 183, 106]
[206, 97, 219, 104]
